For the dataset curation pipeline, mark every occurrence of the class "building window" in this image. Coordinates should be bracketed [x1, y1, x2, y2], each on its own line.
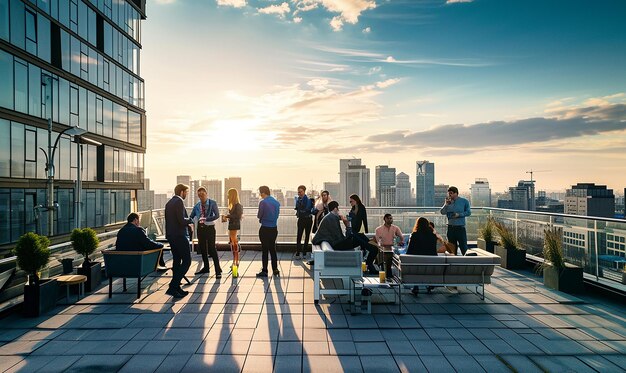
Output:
[25, 8, 37, 54]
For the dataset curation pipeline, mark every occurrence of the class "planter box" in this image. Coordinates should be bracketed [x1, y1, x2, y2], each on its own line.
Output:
[544, 263, 583, 293]
[77, 261, 102, 292]
[477, 238, 496, 253]
[495, 245, 526, 269]
[23, 278, 58, 317]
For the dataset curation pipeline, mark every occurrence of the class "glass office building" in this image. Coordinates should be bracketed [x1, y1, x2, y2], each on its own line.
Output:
[0, 0, 146, 245]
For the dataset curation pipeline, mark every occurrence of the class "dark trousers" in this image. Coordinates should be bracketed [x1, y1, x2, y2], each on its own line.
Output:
[259, 226, 278, 272]
[296, 216, 313, 254]
[332, 237, 355, 251]
[447, 225, 468, 255]
[198, 224, 221, 273]
[353, 233, 377, 266]
[167, 235, 191, 290]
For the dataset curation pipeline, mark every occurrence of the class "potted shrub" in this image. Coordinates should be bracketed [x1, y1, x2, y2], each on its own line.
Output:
[494, 221, 526, 269]
[477, 216, 497, 253]
[13, 232, 58, 317]
[540, 228, 583, 293]
[71, 228, 101, 292]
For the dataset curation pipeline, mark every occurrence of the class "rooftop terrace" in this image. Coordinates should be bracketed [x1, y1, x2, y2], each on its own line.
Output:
[1, 248, 625, 373]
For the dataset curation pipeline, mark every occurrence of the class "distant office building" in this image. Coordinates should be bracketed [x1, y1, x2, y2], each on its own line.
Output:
[224, 177, 242, 206]
[137, 178, 154, 211]
[346, 164, 370, 205]
[240, 189, 254, 207]
[272, 189, 285, 207]
[0, 0, 148, 244]
[395, 172, 411, 207]
[323, 182, 340, 203]
[285, 190, 297, 201]
[497, 180, 535, 211]
[470, 178, 492, 207]
[203, 179, 222, 206]
[565, 183, 615, 218]
[176, 175, 192, 207]
[339, 158, 361, 204]
[376, 165, 396, 207]
[434, 184, 449, 207]
[416, 161, 435, 207]
[153, 193, 168, 209]
[535, 191, 564, 213]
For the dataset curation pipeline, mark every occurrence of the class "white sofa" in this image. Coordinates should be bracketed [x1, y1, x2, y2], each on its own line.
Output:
[312, 241, 363, 303]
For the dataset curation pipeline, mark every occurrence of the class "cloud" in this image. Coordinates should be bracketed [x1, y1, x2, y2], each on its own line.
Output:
[368, 66, 381, 75]
[155, 0, 176, 4]
[216, 0, 246, 8]
[375, 78, 400, 89]
[362, 27, 371, 33]
[361, 103, 626, 153]
[330, 16, 344, 31]
[446, 0, 473, 3]
[258, 2, 290, 18]
[292, 0, 376, 31]
[385, 56, 396, 62]
[293, 16, 303, 23]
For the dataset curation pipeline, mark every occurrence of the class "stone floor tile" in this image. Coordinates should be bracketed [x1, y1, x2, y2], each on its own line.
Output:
[118, 354, 167, 373]
[393, 355, 427, 373]
[424, 328, 454, 340]
[248, 341, 277, 355]
[10, 355, 82, 373]
[327, 329, 354, 342]
[355, 341, 390, 356]
[302, 355, 363, 373]
[459, 339, 492, 355]
[577, 355, 624, 373]
[419, 355, 455, 373]
[274, 355, 302, 373]
[242, 355, 275, 373]
[170, 340, 203, 355]
[600, 340, 626, 353]
[481, 339, 517, 354]
[446, 355, 487, 373]
[473, 355, 512, 373]
[222, 339, 252, 355]
[65, 354, 132, 373]
[154, 354, 190, 373]
[402, 329, 431, 341]
[0, 340, 48, 355]
[304, 328, 328, 341]
[410, 340, 442, 356]
[602, 354, 626, 367]
[386, 340, 417, 356]
[119, 340, 149, 355]
[360, 355, 400, 373]
[139, 340, 178, 355]
[530, 355, 596, 373]
[329, 341, 358, 355]
[181, 354, 246, 373]
[499, 355, 543, 373]
[380, 329, 407, 341]
[0, 356, 22, 372]
[276, 341, 303, 355]
[303, 341, 330, 355]
[351, 329, 384, 342]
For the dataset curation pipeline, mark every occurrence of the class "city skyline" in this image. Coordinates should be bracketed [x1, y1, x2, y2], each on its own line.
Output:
[143, 0, 626, 194]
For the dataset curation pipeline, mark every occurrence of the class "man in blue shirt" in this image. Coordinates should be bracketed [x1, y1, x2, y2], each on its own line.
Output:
[257, 185, 281, 277]
[440, 186, 472, 255]
[190, 187, 222, 278]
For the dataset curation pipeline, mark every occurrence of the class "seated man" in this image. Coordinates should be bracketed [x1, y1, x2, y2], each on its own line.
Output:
[311, 201, 354, 251]
[374, 213, 405, 246]
[116, 213, 164, 253]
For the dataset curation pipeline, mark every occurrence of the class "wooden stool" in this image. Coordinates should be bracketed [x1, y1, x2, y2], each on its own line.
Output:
[57, 275, 87, 302]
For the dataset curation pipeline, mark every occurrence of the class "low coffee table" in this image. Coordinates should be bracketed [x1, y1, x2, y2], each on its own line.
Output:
[57, 274, 87, 302]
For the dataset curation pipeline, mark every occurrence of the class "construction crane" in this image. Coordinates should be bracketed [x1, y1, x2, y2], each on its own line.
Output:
[526, 169, 551, 183]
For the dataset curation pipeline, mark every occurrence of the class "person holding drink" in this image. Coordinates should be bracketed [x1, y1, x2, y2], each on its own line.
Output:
[440, 186, 471, 255]
[223, 188, 243, 277]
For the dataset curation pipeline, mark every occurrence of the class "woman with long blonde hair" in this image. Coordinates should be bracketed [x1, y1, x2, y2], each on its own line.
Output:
[223, 188, 243, 274]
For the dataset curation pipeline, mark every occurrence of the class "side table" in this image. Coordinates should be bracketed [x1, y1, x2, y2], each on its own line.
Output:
[57, 274, 87, 303]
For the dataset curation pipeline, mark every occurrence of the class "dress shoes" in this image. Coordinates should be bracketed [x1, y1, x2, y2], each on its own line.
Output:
[273, 270, 280, 277]
[256, 271, 268, 278]
[215, 273, 222, 279]
[195, 268, 210, 275]
[165, 288, 187, 298]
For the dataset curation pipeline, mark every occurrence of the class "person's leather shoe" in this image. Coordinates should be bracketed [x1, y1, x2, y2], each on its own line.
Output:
[256, 271, 268, 278]
[176, 288, 189, 296]
[166, 288, 186, 298]
[273, 270, 280, 277]
[215, 273, 222, 279]
[195, 268, 210, 275]
[156, 266, 168, 271]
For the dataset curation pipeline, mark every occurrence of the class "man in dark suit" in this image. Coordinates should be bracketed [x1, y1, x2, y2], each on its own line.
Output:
[116, 212, 164, 252]
[164, 183, 194, 298]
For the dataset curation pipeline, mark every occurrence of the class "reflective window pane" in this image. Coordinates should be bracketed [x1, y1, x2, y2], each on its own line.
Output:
[14, 60, 28, 113]
[0, 119, 9, 177]
[10, 0, 25, 48]
[37, 14, 51, 62]
[0, 0, 9, 41]
[28, 64, 41, 117]
[11, 121, 24, 178]
[0, 49, 13, 109]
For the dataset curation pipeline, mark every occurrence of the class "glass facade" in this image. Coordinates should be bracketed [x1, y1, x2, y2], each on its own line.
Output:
[0, 0, 146, 245]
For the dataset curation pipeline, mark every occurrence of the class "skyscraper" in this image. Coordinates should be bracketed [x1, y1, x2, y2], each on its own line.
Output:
[0, 0, 147, 244]
[565, 183, 615, 218]
[137, 178, 154, 211]
[339, 158, 361, 204]
[346, 164, 370, 204]
[470, 178, 492, 207]
[497, 180, 535, 211]
[177, 175, 192, 207]
[395, 172, 411, 207]
[205, 179, 222, 206]
[224, 177, 242, 206]
[375, 165, 396, 207]
[416, 161, 435, 207]
[434, 184, 449, 207]
[323, 182, 340, 203]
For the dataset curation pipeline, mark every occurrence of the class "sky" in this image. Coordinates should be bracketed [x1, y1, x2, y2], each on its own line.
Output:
[141, 0, 626, 196]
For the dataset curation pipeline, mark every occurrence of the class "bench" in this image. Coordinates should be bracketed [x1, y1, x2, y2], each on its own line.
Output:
[393, 248, 500, 303]
[312, 241, 363, 303]
[102, 248, 162, 299]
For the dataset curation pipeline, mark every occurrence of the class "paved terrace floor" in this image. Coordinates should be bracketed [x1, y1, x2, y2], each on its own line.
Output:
[1, 249, 625, 373]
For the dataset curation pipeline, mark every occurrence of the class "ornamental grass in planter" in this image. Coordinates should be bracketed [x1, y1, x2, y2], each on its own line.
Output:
[477, 216, 497, 253]
[71, 228, 101, 292]
[540, 227, 583, 293]
[13, 232, 58, 317]
[493, 221, 526, 269]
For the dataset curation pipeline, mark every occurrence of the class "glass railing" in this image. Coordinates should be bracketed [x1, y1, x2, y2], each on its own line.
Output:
[140, 206, 626, 292]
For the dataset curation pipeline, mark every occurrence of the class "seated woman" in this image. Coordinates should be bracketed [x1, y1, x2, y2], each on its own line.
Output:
[406, 217, 448, 295]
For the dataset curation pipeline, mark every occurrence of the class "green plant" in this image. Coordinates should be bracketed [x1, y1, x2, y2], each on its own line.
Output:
[13, 232, 51, 284]
[541, 227, 564, 270]
[494, 221, 519, 250]
[479, 216, 496, 242]
[71, 228, 100, 266]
